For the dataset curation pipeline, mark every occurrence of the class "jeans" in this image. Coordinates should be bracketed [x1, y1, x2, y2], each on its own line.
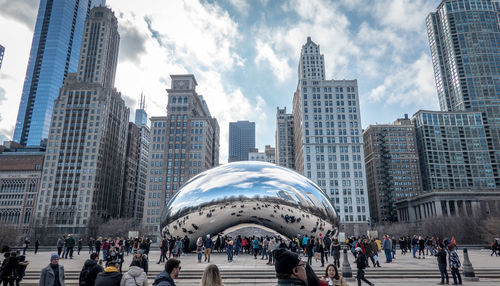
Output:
[412, 245, 418, 258]
[227, 247, 233, 261]
[65, 247, 74, 258]
[384, 249, 392, 262]
[57, 247, 63, 256]
[197, 252, 203, 262]
[438, 263, 449, 284]
[102, 250, 108, 261]
[261, 248, 268, 259]
[356, 269, 372, 286]
[451, 267, 462, 285]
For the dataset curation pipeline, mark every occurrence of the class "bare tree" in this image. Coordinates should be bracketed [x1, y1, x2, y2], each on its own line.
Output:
[0, 222, 20, 249]
[96, 218, 135, 238]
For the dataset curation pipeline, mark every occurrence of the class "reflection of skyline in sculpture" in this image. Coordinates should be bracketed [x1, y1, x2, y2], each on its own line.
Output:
[160, 161, 339, 249]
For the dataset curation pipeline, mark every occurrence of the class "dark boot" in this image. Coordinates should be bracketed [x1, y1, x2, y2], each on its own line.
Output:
[377, 261, 381, 267]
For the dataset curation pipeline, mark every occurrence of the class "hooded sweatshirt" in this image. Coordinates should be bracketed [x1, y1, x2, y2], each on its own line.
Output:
[120, 266, 148, 286]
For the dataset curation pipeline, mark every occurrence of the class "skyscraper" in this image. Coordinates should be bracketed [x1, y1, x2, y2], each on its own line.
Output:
[14, 0, 106, 146]
[276, 107, 295, 169]
[0, 45, 4, 71]
[35, 6, 129, 236]
[228, 121, 255, 162]
[363, 115, 423, 223]
[292, 37, 370, 232]
[427, 0, 500, 187]
[143, 74, 220, 235]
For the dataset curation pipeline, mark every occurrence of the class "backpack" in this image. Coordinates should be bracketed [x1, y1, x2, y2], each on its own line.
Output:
[79, 266, 91, 285]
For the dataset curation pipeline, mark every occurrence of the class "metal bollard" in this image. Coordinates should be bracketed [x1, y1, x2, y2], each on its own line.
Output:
[342, 248, 353, 280]
[462, 248, 479, 281]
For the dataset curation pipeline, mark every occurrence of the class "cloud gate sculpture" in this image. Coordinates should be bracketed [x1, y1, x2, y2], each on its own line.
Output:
[160, 162, 339, 249]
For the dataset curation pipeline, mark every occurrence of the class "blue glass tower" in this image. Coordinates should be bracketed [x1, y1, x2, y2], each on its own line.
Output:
[427, 0, 500, 187]
[13, 0, 105, 146]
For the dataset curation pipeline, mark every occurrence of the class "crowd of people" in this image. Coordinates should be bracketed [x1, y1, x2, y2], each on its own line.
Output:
[1, 233, 498, 286]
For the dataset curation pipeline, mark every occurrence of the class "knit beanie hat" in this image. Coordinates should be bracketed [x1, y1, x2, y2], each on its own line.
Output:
[274, 249, 300, 275]
[50, 253, 59, 261]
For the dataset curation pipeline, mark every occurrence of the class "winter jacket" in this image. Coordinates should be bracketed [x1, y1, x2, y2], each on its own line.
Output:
[39, 264, 65, 286]
[57, 238, 64, 248]
[17, 260, 29, 280]
[120, 266, 148, 286]
[133, 255, 148, 273]
[153, 270, 176, 286]
[204, 238, 214, 249]
[449, 250, 461, 269]
[276, 277, 308, 286]
[1, 256, 18, 279]
[435, 249, 447, 265]
[355, 252, 368, 269]
[79, 259, 103, 286]
[382, 238, 391, 250]
[95, 266, 122, 286]
[66, 237, 76, 248]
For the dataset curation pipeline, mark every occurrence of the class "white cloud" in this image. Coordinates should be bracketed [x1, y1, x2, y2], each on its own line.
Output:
[226, 0, 250, 14]
[372, 0, 435, 33]
[254, 40, 293, 82]
[367, 53, 439, 107]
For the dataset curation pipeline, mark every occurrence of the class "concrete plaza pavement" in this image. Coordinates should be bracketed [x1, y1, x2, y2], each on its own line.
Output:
[22, 248, 500, 285]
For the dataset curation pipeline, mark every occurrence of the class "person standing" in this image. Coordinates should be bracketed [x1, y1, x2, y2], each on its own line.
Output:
[252, 237, 260, 259]
[56, 237, 64, 256]
[382, 235, 392, 263]
[64, 235, 75, 259]
[102, 239, 111, 261]
[153, 258, 181, 286]
[331, 239, 341, 268]
[35, 239, 40, 255]
[448, 245, 462, 285]
[203, 235, 213, 263]
[226, 237, 233, 262]
[196, 237, 204, 263]
[95, 238, 102, 257]
[39, 253, 64, 286]
[15, 255, 29, 286]
[435, 244, 449, 285]
[23, 238, 30, 255]
[79, 253, 103, 286]
[88, 238, 95, 254]
[120, 260, 148, 286]
[262, 237, 269, 260]
[95, 261, 121, 286]
[1, 252, 18, 286]
[354, 247, 374, 286]
[158, 237, 168, 264]
[132, 251, 149, 274]
[77, 239, 83, 256]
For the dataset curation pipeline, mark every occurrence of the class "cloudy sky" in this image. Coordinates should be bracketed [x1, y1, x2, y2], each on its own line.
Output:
[0, 0, 441, 162]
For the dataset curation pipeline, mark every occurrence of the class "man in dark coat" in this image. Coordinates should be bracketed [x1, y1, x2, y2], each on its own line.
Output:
[79, 253, 103, 286]
[274, 249, 307, 286]
[153, 258, 181, 286]
[95, 261, 121, 286]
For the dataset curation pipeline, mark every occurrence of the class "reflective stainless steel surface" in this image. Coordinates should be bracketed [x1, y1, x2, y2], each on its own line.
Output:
[160, 161, 339, 249]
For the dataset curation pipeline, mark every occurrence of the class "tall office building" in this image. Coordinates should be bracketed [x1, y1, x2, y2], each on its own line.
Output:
[276, 107, 295, 169]
[143, 75, 220, 235]
[292, 37, 370, 231]
[35, 7, 129, 236]
[427, 0, 500, 187]
[363, 115, 423, 223]
[0, 44, 4, 71]
[13, 0, 106, 146]
[121, 122, 140, 218]
[133, 98, 150, 223]
[228, 121, 255, 162]
[413, 110, 496, 190]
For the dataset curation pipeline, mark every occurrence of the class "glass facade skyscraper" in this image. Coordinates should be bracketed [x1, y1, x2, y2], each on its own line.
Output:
[427, 0, 500, 187]
[13, 0, 105, 146]
[228, 121, 255, 162]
